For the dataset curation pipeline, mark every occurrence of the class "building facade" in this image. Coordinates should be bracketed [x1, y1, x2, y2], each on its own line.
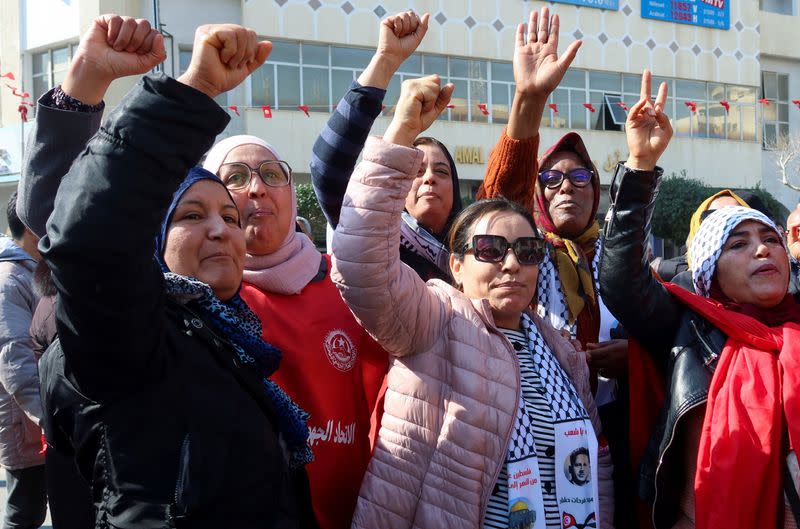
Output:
[0, 0, 798, 233]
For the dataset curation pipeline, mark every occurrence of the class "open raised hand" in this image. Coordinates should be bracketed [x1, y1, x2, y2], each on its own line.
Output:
[63, 15, 167, 105]
[177, 24, 271, 99]
[625, 70, 673, 171]
[383, 75, 454, 147]
[514, 7, 581, 98]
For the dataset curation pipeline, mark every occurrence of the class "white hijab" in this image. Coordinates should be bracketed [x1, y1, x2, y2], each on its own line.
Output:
[203, 135, 321, 295]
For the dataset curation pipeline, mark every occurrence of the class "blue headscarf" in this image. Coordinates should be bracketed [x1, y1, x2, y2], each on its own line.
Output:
[157, 167, 312, 468]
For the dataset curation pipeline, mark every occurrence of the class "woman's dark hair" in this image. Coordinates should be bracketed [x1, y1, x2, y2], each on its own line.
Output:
[413, 136, 463, 231]
[447, 197, 539, 258]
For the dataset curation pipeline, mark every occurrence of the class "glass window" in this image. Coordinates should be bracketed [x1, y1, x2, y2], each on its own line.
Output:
[302, 44, 328, 66]
[675, 102, 693, 137]
[763, 122, 777, 148]
[491, 62, 514, 83]
[623, 74, 642, 94]
[762, 72, 778, 99]
[708, 83, 726, 101]
[695, 102, 709, 138]
[277, 64, 300, 107]
[778, 75, 789, 101]
[552, 89, 569, 128]
[52, 47, 70, 71]
[741, 105, 757, 142]
[179, 49, 191, 73]
[423, 55, 447, 75]
[32, 76, 49, 101]
[384, 75, 401, 115]
[676, 80, 706, 100]
[707, 103, 726, 139]
[589, 71, 620, 92]
[331, 46, 371, 69]
[471, 80, 489, 123]
[589, 91, 605, 130]
[399, 54, 421, 74]
[562, 69, 586, 89]
[269, 41, 300, 63]
[449, 82, 468, 121]
[251, 64, 275, 106]
[570, 91, 587, 130]
[331, 70, 354, 103]
[652, 77, 673, 98]
[760, 0, 794, 15]
[32, 52, 50, 75]
[302, 67, 329, 112]
[491, 83, 510, 124]
[449, 58, 469, 78]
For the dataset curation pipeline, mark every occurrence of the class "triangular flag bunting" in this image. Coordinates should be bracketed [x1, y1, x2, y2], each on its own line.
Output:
[297, 105, 309, 117]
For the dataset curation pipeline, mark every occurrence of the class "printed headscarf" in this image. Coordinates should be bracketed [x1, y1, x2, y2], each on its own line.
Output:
[685, 189, 749, 268]
[156, 167, 312, 468]
[203, 135, 322, 295]
[534, 132, 600, 330]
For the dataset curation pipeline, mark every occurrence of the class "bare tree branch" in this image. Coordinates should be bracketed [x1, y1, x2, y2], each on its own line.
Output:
[775, 133, 800, 192]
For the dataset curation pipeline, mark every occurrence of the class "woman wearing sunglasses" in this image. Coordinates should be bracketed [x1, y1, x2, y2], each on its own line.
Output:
[332, 74, 613, 529]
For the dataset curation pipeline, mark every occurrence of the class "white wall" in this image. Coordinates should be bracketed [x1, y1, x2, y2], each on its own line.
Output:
[22, 0, 79, 50]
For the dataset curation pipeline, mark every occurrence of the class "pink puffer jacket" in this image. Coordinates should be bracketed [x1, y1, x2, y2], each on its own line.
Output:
[331, 137, 614, 529]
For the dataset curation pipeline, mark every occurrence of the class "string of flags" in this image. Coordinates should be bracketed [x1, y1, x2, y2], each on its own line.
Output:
[1, 66, 795, 123]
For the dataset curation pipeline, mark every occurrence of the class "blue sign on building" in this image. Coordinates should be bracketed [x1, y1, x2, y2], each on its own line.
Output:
[551, 0, 619, 11]
[642, 0, 730, 30]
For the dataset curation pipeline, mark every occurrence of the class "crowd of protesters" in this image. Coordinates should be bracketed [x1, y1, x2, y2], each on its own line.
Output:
[0, 7, 798, 529]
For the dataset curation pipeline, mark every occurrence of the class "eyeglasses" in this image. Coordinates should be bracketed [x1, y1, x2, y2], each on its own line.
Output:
[538, 168, 593, 189]
[462, 235, 547, 266]
[218, 160, 292, 190]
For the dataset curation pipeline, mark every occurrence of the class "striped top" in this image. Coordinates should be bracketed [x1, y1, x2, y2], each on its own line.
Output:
[482, 328, 563, 529]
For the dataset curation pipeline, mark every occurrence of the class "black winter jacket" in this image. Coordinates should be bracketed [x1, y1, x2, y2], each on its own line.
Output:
[38, 75, 316, 529]
[598, 163, 727, 529]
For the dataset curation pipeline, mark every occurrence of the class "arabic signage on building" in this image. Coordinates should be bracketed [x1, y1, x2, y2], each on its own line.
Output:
[641, 0, 730, 29]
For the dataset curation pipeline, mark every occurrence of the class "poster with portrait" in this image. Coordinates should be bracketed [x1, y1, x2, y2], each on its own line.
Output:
[554, 420, 600, 529]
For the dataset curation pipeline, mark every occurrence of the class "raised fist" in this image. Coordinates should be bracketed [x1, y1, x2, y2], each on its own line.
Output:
[177, 24, 271, 99]
[377, 11, 429, 70]
[63, 14, 166, 104]
[383, 75, 454, 147]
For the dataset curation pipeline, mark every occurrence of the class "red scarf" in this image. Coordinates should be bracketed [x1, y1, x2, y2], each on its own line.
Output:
[663, 282, 800, 529]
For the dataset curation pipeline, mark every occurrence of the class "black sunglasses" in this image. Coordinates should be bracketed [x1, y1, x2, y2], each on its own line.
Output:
[218, 160, 293, 190]
[538, 168, 593, 189]
[462, 235, 547, 266]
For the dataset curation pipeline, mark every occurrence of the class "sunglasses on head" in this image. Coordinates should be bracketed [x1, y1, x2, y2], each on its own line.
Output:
[218, 160, 293, 190]
[462, 235, 547, 265]
[538, 168, 593, 189]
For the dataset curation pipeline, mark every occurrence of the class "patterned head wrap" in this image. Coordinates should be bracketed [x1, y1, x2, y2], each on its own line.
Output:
[690, 206, 786, 298]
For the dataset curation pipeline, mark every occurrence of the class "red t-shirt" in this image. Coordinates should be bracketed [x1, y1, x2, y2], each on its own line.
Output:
[240, 255, 388, 529]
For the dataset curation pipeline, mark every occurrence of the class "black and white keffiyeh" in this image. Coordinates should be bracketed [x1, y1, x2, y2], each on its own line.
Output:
[690, 206, 785, 298]
[536, 238, 604, 338]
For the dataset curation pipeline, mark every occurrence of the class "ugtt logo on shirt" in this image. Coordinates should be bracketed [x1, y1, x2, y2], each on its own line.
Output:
[323, 329, 357, 372]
